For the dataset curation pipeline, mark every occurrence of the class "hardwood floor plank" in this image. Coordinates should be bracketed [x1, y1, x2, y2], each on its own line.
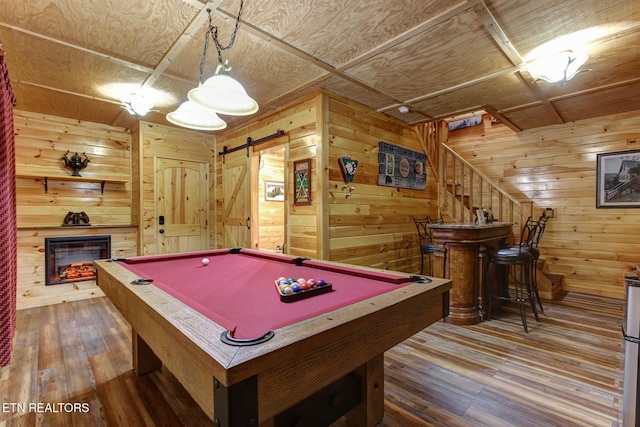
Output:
[148, 368, 215, 426]
[89, 352, 146, 427]
[0, 293, 625, 426]
[59, 303, 105, 427]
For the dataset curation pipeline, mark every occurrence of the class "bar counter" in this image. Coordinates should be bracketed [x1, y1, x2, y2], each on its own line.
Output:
[427, 222, 513, 325]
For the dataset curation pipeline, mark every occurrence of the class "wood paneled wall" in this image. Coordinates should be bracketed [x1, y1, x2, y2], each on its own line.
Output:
[14, 110, 136, 309]
[216, 92, 438, 271]
[326, 94, 438, 272]
[216, 93, 321, 257]
[446, 110, 640, 299]
[131, 121, 215, 256]
[15, 111, 132, 227]
[287, 122, 321, 259]
[257, 151, 285, 252]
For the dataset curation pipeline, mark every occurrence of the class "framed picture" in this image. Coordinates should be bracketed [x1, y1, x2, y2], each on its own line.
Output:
[265, 181, 284, 201]
[294, 159, 311, 205]
[596, 149, 640, 208]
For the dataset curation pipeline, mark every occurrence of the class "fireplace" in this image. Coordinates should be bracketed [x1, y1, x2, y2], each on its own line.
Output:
[45, 236, 111, 285]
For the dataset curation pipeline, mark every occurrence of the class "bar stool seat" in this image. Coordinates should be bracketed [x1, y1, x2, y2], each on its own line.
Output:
[411, 216, 437, 276]
[420, 241, 436, 274]
[485, 219, 540, 332]
[507, 215, 549, 313]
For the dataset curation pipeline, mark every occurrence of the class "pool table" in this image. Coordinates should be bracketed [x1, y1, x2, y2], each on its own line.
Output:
[95, 248, 451, 427]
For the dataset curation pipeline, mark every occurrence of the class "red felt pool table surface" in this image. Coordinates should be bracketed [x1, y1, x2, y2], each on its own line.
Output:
[119, 248, 418, 340]
[95, 249, 451, 426]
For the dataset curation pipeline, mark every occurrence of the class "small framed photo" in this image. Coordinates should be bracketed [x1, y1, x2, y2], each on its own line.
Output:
[596, 149, 640, 208]
[265, 181, 284, 201]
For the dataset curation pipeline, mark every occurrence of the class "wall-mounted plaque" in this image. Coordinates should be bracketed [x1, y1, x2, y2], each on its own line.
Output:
[378, 141, 427, 190]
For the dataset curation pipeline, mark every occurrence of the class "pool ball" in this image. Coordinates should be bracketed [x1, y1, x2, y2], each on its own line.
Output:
[292, 284, 302, 292]
[317, 279, 326, 286]
[300, 283, 310, 290]
[201, 258, 210, 266]
[281, 286, 293, 295]
[307, 279, 316, 286]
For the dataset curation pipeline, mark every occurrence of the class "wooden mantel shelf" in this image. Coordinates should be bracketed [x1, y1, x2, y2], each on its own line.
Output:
[18, 224, 137, 230]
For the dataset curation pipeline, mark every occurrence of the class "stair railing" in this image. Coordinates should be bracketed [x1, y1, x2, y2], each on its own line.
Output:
[415, 122, 529, 242]
[440, 143, 524, 230]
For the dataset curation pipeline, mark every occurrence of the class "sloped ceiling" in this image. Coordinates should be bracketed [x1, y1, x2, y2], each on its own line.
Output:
[1, 0, 639, 133]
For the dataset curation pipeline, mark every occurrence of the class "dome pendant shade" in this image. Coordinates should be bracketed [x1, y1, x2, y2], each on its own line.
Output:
[188, 74, 259, 116]
[166, 101, 227, 131]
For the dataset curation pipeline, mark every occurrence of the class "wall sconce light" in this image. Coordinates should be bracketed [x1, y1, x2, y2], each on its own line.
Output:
[528, 50, 590, 85]
[167, 0, 258, 130]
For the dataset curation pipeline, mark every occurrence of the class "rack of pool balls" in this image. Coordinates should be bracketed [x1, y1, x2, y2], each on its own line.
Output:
[275, 277, 332, 302]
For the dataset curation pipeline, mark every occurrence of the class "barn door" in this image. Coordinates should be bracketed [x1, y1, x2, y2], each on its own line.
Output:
[155, 157, 209, 254]
[222, 148, 251, 248]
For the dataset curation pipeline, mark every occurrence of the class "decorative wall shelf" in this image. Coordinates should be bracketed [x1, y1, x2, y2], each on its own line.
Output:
[17, 174, 128, 194]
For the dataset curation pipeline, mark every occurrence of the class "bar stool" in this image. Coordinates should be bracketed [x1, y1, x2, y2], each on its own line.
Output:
[411, 216, 436, 276]
[485, 218, 540, 332]
[522, 215, 549, 313]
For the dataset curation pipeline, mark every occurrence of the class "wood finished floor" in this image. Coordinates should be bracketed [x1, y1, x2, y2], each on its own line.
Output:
[0, 293, 625, 427]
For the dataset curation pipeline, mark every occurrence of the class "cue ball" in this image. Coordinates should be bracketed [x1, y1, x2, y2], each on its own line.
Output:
[201, 258, 210, 266]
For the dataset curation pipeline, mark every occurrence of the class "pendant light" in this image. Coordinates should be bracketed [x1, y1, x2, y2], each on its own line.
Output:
[166, 101, 227, 130]
[167, 0, 257, 130]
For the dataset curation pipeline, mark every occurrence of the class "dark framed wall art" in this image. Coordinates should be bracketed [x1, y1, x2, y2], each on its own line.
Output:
[596, 149, 640, 208]
[294, 159, 311, 205]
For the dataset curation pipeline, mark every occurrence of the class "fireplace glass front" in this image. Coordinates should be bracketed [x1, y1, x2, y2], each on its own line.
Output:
[45, 236, 111, 285]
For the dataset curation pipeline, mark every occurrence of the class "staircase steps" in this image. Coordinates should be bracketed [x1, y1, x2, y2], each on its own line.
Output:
[537, 258, 563, 300]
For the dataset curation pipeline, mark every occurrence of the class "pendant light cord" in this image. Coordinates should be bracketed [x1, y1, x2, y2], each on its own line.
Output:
[198, 0, 244, 82]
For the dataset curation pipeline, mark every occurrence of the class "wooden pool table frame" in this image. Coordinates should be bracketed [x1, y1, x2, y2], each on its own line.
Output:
[95, 252, 451, 426]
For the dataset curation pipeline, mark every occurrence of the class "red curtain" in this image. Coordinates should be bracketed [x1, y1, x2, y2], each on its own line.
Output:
[0, 52, 17, 367]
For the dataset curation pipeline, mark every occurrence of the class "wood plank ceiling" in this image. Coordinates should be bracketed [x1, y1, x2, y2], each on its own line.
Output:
[1, 0, 639, 132]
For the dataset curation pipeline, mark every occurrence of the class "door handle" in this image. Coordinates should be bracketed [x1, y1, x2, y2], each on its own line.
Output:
[246, 217, 251, 230]
[159, 229, 164, 234]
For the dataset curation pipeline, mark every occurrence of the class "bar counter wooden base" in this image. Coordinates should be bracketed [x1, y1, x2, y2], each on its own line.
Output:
[427, 222, 512, 325]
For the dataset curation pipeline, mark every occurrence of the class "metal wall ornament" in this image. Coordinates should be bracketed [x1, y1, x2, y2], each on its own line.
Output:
[61, 151, 90, 176]
[339, 156, 359, 182]
[63, 211, 91, 226]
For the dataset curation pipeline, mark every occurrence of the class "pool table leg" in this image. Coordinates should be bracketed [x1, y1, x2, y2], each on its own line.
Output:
[132, 329, 162, 375]
[213, 376, 259, 427]
[343, 353, 385, 427]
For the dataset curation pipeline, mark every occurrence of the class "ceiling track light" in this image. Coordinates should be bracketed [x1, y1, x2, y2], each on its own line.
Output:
[168, 0, 258, 130]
